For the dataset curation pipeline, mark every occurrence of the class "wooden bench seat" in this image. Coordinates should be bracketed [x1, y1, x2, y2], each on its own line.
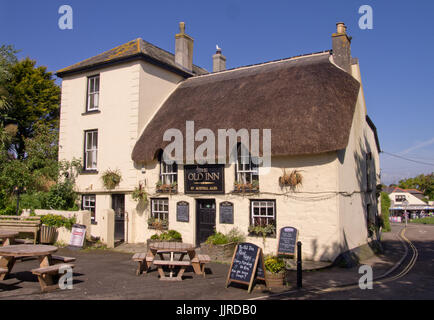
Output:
[52, 255, 76, 263]
[152, 260, 191, 267]
[31, 263, 75, 292]
[191, 254, 211, 277]
[132, 252, 154, 275]
[152, 260, 191, 281]
[14, 238, 34, 244]
[0, 267, 8, 276]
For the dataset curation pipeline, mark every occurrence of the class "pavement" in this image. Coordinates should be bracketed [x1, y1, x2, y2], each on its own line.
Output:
[0, 223, 424, 300]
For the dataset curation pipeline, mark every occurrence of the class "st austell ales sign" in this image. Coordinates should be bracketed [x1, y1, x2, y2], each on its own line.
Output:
[184, 164, 225, 194]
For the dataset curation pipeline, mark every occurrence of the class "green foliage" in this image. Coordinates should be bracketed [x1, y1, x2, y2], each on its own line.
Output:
[398, 173, 434, 201]
[3, 57, 60, 158]
[264, 256, 285, 274]
[131, 184, 148, 204]
[410, 217, 434, 225]
[205, 228, 246, 245]
[40, 214, 76, 230]
[150, 230, 182, 241]
[101, 168, 122, 190]
[380, 192, 391, 232]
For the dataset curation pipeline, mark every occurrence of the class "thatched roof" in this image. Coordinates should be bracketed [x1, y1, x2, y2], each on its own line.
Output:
[56, 38, 208, 78]
[131, 52, 361, 163]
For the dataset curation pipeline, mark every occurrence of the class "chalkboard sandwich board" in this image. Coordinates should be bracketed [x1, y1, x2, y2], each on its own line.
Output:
[277, 226, 298, 256]
[176, 201, 189, 222]
[225, 242, 267, 293]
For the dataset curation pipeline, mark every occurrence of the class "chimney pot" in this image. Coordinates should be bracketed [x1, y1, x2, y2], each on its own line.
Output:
[175, 22, 194, 72]
[332, 22, 352, 73]
[212, 46, 226, 72]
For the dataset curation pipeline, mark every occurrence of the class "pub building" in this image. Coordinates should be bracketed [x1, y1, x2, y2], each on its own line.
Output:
[56, 22, 380, 262]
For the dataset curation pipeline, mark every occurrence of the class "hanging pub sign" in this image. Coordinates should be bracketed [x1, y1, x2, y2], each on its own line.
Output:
[225, 242, 267, 293]
[277, 226, 298, 256]
[219, 201, 234, 224]
[176, 201, 189, 222]
[184, 164, 225, 194]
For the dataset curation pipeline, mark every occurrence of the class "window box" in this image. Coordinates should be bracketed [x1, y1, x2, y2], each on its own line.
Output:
[156, 181, 178, 194]
[248, 224, 277, 238]
[147, 217, 169, 230]
[232, 181, 259, 193]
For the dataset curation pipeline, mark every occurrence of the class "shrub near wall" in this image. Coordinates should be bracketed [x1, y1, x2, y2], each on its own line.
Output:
[381, 192, 391, 232]
[201, 228, 246, 262]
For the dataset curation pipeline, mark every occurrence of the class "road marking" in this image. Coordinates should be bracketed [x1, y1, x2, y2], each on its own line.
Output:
[250, 226, 419, 300]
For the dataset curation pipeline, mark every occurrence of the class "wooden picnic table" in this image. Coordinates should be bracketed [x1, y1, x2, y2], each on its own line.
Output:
[0, 244, 58, 281]
[0, 231, 19, 246]
[147, 242, 201, 281]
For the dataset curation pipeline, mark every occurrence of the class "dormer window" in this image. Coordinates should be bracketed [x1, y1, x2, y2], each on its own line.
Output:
[156, 150, 178, 193]
[234, 143, 259, 192]
[86, 75, 100, 111]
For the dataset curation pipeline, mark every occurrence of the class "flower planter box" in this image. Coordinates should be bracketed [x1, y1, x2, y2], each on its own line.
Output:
[265, 270, 285, 288]
[200, 242, 237, 261]
[156, 185, 178, 194]
[146, 238, 182, 247]
[40, 225, 57, 244]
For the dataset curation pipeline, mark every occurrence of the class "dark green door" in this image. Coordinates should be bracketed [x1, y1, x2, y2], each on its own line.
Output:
[196, 199, 216, 246]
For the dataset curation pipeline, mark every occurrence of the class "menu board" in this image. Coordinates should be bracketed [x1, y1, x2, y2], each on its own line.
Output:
[69, 224, 86, 248]
[226, 242, 266, 293]
[219, 202, 234, 224]
[176, 201, 189, 222]
[277, 226, 298, 256]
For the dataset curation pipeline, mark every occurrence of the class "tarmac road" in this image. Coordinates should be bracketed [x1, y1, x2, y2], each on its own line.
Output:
[271, 223, 434, 300]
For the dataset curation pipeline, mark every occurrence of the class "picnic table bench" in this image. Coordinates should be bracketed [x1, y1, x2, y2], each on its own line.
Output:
[132, 242, 211, 280]
[0, 216, 41, 244]
[0, 244, 76, 292]
[32, 263, 75, 292]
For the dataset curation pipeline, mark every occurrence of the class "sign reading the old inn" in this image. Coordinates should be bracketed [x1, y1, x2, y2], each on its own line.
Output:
[184, 165, 225, 194]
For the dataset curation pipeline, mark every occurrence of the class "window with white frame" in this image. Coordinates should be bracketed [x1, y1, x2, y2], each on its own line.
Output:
[87, 75, 100, 111]
[82, 194, 96, 223]
[151, 198, 169, 221]
[236, 143, 258, 184]
[251, 200, 276, 227]
[84, 130, 98, 170]
[158, 151, 177, 185]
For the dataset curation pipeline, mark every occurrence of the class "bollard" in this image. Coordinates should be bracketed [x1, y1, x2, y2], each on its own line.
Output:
[297, 241, 302, 288]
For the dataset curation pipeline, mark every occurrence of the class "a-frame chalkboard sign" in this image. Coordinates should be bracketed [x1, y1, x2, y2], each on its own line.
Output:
[225, 242, 267, 293]
[277, 226, 298, 257]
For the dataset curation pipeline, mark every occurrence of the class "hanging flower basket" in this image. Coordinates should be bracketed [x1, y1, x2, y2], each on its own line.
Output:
[101, 169, 122, 190]
[279, 169, 303, 189]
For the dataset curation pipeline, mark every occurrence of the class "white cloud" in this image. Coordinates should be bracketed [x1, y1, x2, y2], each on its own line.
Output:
[400, 137, 434, 155]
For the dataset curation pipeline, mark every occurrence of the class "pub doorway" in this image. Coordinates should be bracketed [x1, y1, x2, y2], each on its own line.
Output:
[196, 199, 216, 246]
[112, 194, 125, 244]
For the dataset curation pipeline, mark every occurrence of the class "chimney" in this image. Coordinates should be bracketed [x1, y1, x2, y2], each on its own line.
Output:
[212, 46, 226, 72]
[332, 22, 352, 73]
[175, 22, 194, 72]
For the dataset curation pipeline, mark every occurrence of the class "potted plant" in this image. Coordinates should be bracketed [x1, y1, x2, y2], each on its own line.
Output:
[264, 255, 286, 288]
[147, 229, 182, 246]
[39, 214, 76, 244]
[279, 169, 303, 189]
[147, 217, 168, 230]
[201, 228, 245, 261]
[132, 183, 148, 205]
[101, 169, 122, 190]
[233, 180, 259, 193]
[156, 180, 177, 193]
[248, 223, 276, 247]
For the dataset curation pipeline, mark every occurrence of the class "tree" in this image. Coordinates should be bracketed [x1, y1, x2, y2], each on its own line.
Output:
[4, 58, 60, 158]
[398, 173, 434, 201]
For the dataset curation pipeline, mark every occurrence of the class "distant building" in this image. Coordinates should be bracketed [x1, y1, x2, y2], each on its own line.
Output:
[386, 187, 434, 220]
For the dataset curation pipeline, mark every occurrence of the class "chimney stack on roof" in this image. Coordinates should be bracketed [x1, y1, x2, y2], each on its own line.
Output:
[175, 22, 194, 72]
[212, 45, 226, 72]
[332, 22, 352, 73]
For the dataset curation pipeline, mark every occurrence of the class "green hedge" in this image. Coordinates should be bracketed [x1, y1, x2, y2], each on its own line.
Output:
[40, 214, 76, 230]
[380, 192, 391, 232]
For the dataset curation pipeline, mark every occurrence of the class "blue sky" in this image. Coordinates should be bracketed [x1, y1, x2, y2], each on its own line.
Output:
[1, 0, 433, 185]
